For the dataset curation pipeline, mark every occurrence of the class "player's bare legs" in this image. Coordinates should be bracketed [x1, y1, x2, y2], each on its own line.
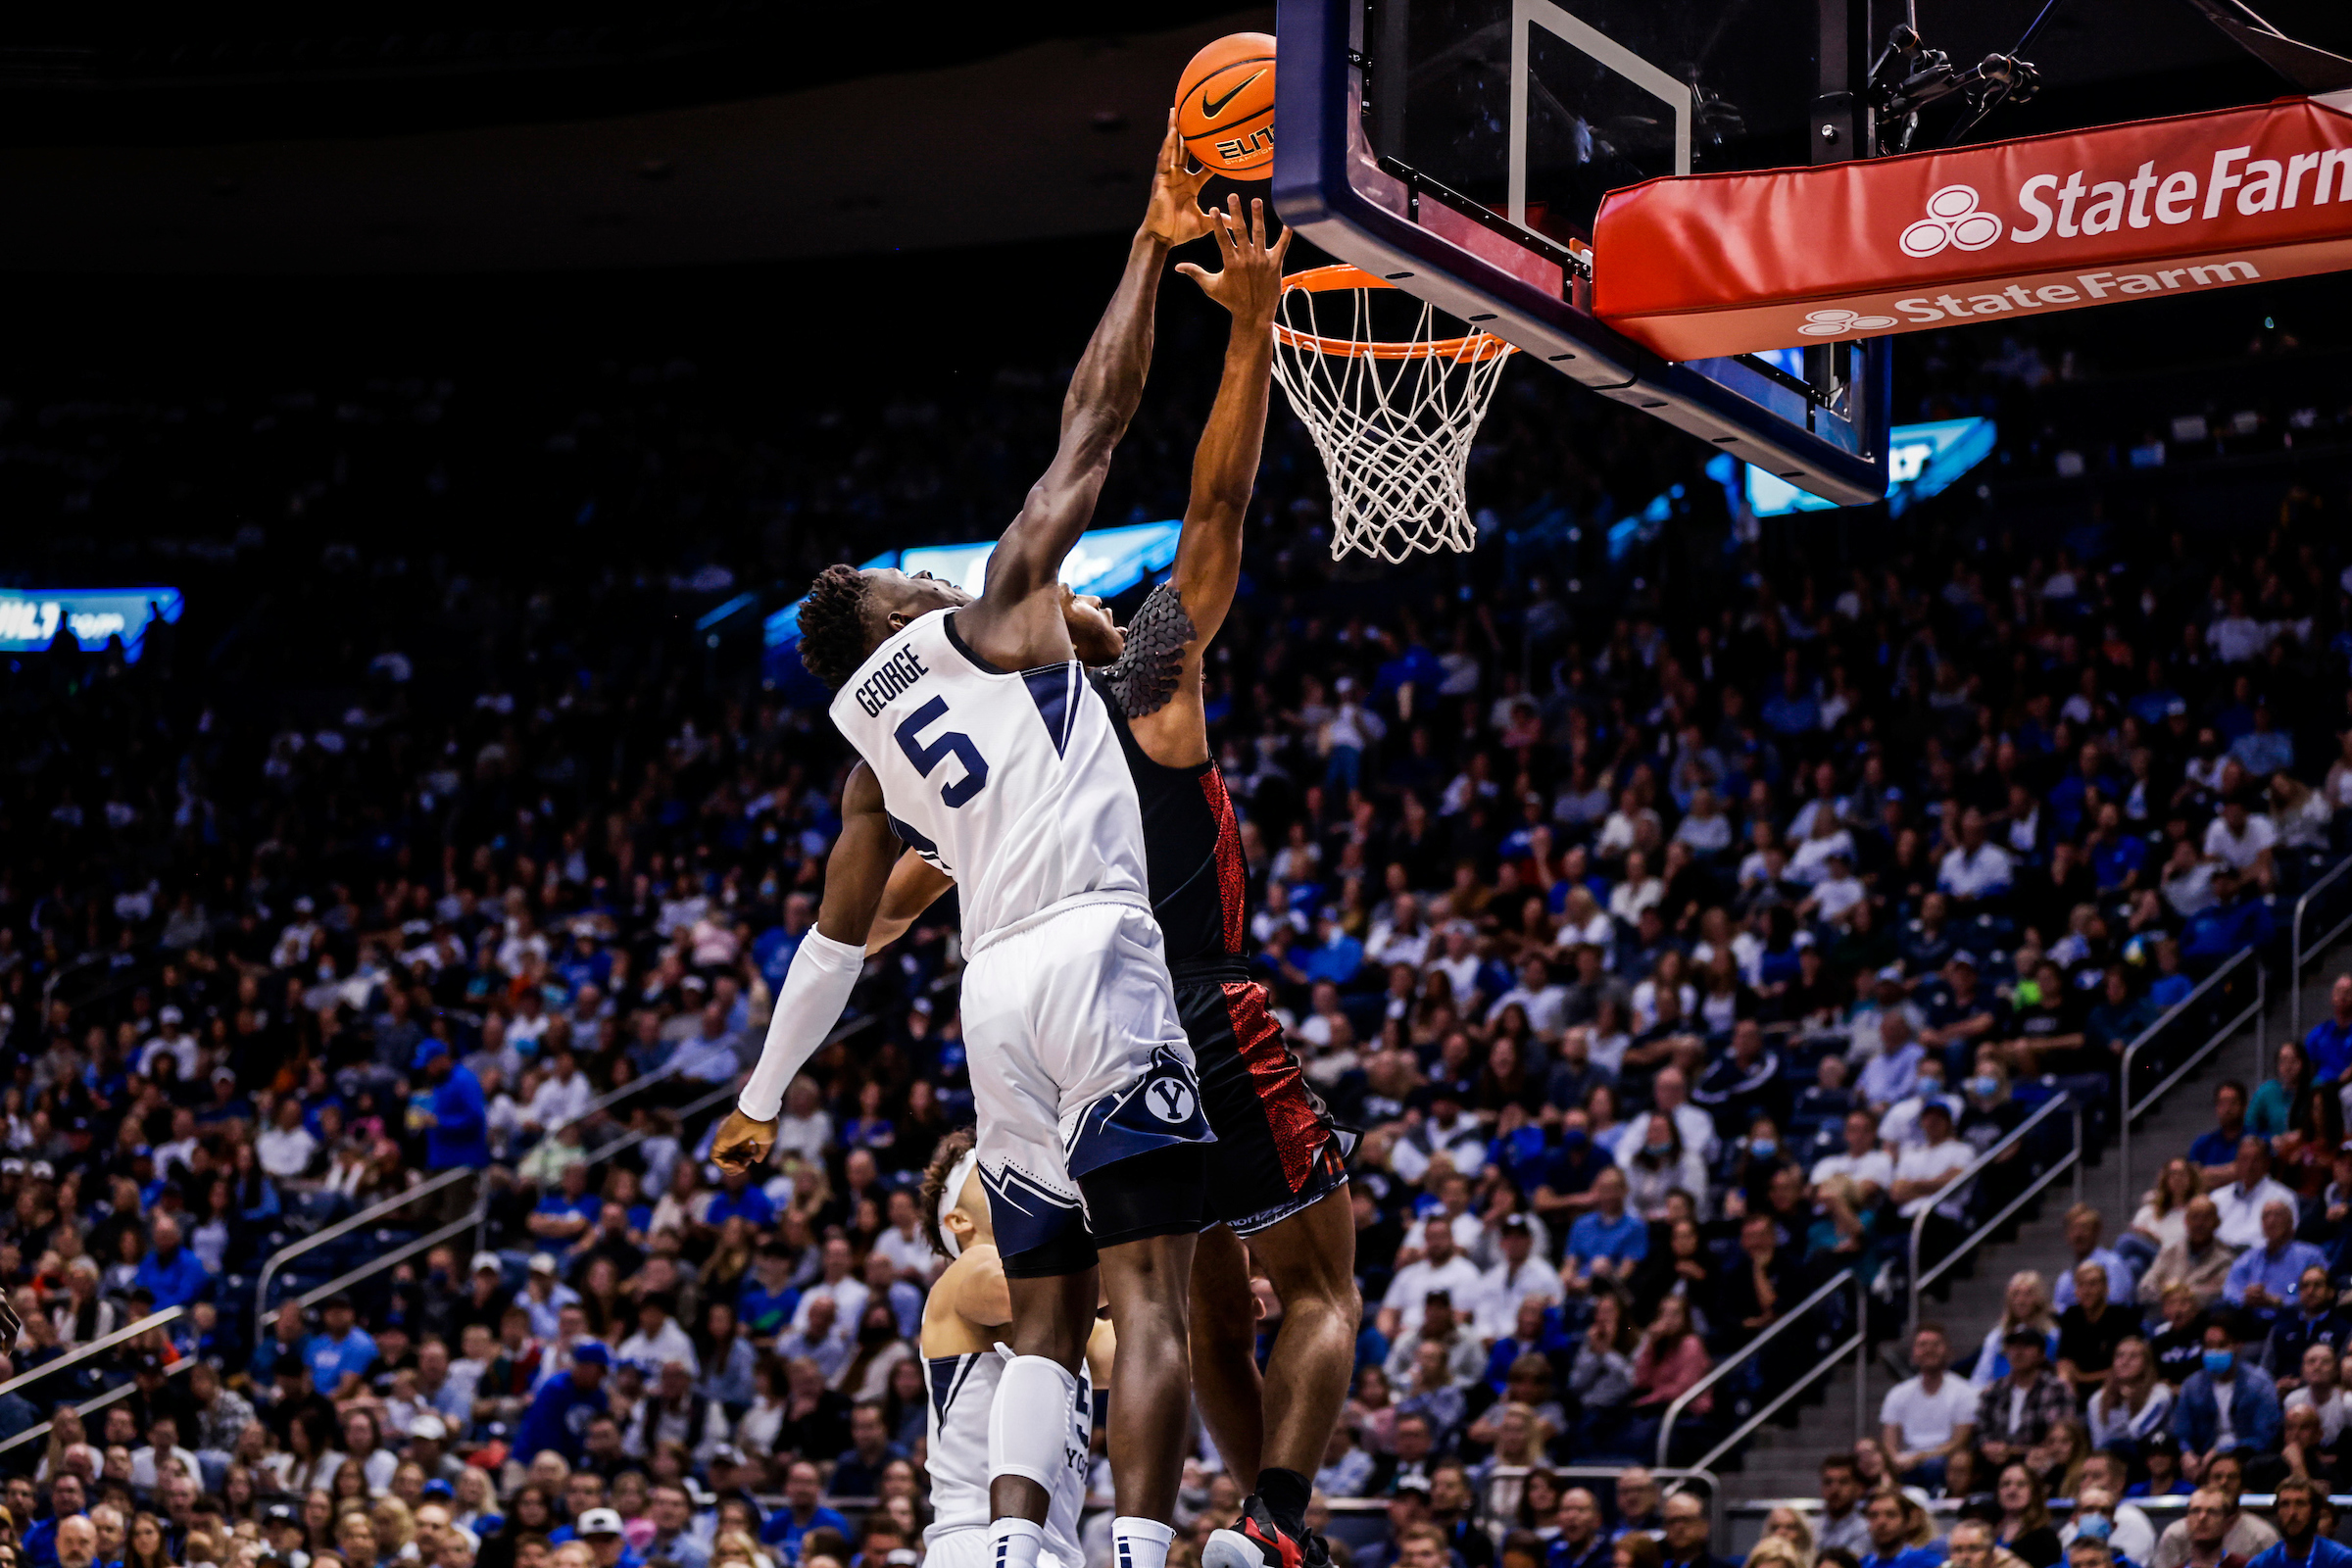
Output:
[1244, 1195, 1359, 1485]
[1197, 1192, 1359, 1568]
[1097, 1230, 1199, 1524]
[1189, 1227, 1265, 1483]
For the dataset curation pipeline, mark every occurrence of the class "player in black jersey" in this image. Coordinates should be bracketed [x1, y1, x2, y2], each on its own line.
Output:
[867, 199, 1354, 1568]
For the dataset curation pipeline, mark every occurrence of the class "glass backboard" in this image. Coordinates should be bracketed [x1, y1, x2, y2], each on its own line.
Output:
[1272, 0, 1893, 505]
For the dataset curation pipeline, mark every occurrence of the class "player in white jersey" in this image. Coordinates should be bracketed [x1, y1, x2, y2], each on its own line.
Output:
[710, 117, 1216, 1568]
[863, 202, 1357, 1568]
[917, 1129, 1113, 1568]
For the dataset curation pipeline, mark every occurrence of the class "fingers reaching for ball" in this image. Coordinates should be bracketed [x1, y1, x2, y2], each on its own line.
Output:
[1175, 196, 1290, 324]
[1144, 109, 1218, 248]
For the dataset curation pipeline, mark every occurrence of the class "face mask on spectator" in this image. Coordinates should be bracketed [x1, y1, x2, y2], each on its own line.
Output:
[2203, 1349, 2235, 1376]
[2077, 1517, 2112, 1544]
[1968, 1076, 1999, 1099]
[1645, 1140, 1672, 1158]
[1560, 1128, 1590, 1152]
[1750, 1138, 1776, 1157]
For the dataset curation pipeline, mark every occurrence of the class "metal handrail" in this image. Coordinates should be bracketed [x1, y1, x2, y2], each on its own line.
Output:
[0, 1352, 194, 1457]
[2118, 949, 2266, 1215]
[290, 1208, 489, 1317]
[1656, 1268, 1862, 1466]
[252, 1043, 704, 1341]
[1689, 1279, 1867, 1478]
[271, 1076, 749, 1345]
[0, 1304, 185, 1402]
[550, 1050, 695, 1135]
[252, 1164, 477, 1342]
[250, 976, 923, 1341]
[1909, 1096, 2086, 1336]
[2291, 855, 2352, 1043]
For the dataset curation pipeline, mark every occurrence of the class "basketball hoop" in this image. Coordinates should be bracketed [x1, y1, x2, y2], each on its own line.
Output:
[1269, 266, 1514, 564]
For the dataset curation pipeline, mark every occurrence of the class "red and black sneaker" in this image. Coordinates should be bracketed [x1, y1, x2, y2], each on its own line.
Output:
[1205, 1496, 1326, 1568]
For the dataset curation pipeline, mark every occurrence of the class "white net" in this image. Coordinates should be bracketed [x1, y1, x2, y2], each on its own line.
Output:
[1269, 270, 1515, 564]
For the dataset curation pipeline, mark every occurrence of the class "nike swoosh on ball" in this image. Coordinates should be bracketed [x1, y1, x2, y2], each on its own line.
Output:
[1200, 69, 1267, 121]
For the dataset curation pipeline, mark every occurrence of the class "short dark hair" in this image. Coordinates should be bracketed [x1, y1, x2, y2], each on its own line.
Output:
[1821, 1454, 1859, 1480]
[797, 564, 874, 690]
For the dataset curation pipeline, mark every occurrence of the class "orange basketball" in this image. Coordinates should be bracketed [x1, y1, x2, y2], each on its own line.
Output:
[1176, 32, 1277, 180]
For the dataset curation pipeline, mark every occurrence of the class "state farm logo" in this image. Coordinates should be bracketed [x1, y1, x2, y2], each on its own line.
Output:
[1796, 308, 1896, 337]
[1900, 185, 2005, 258]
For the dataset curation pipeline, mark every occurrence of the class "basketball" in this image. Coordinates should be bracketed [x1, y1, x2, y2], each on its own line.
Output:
[1175, 32, 1276, 180]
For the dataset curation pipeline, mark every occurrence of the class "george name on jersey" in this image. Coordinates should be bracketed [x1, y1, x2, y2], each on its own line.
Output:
[853, 645, 929, 716]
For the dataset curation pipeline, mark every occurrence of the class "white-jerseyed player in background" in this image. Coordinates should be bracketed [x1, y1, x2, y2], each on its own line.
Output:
[709, 114, 1218, 1568]
[917, 1129, 1113, 1568]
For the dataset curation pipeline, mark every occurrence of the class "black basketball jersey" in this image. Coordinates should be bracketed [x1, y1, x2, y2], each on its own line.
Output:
[1088, 668, 1247, 972]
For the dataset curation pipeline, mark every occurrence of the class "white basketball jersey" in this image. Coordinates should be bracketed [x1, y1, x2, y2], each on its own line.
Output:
[829, 609, 1151, 947]
[922, 1349, 1092, 1564]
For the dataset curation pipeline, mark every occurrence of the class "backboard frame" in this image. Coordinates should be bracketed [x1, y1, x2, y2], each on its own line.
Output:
[1271, 0, 1893, 507]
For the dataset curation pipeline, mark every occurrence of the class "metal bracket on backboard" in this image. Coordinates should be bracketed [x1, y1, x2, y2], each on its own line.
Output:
[1507, 0, 1693, 229]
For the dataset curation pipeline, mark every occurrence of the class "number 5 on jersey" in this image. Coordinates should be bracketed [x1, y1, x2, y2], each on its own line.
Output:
[895, 697, 989, 808]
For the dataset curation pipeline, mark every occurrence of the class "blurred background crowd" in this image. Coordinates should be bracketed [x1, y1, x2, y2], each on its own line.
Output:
[0, 114, 2350, 1568]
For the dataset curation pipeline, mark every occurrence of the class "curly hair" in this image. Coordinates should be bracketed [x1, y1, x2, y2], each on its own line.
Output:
[917, 1126, 978, 1259]
[796, 564, 874, 690]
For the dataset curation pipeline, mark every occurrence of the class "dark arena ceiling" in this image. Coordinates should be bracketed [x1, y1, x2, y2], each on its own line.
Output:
[1, 0, 2347, 272]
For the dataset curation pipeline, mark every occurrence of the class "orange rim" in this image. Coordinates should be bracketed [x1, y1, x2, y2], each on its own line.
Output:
[1275, 266, 1514, 363]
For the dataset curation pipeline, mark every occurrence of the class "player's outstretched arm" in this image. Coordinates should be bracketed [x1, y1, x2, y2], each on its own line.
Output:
[960, 115, 1211, 670]
[713, 763, 901, 1169]
[1122, 197, 1285, 767]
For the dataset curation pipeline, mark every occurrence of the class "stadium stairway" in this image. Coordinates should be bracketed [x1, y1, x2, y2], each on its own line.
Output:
[1721, 951, 2347, 1505]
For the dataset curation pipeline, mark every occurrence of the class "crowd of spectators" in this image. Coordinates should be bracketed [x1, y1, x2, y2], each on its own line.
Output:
[0, 247, 2350, 1568]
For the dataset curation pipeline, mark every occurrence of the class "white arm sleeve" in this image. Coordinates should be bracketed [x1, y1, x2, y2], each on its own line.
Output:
[737, 930, 864, 1119]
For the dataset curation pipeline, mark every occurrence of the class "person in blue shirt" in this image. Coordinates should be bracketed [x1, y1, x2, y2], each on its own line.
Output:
[1530, 1117, 1609, 1218]
[1856, 1490, 1945, 1568]
[417, 1041, 491, 1173]
[2245, 1476, 2352, 1568]
[133, 1215, 212, 1309]
[573, 1508, 646, 1568]
[2305, 975, 2352, 1085]
[2173, 1322, 2282, 1473]
[734, 1242, 801, 1341]
[530, 1163, 602, 1248]
[2222, 1199, 2325, 1326]
[2230, 704, 2293, 778]
[2144, 937, 2195, 1012]
[1562, 1166, 1645, 1295]
[20, 1472, 87, 1568]
[514, 1340, 609, 1463]
[2180, 868, 2275, 968]
[704, 1167, 776, 1230]
[760, 1458, 852, 1552]
[2048, 745, 2119, 845]
[1298, 916, 1366, 988]
[753, 894, 816, 989]
[2187, 1082, 2251, 1182]
[304, 1293, 378, 1398]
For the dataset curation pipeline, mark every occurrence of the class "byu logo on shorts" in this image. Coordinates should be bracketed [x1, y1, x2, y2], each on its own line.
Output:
[1900, 185, 2003, 258]
[1146, 1076, 1198, 1124]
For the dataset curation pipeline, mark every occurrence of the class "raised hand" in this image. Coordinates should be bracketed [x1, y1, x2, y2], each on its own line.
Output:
[710, 1107, 777, 1173]
[1175, 195, 1292, 324]
[1142, 110, 1217, 248]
